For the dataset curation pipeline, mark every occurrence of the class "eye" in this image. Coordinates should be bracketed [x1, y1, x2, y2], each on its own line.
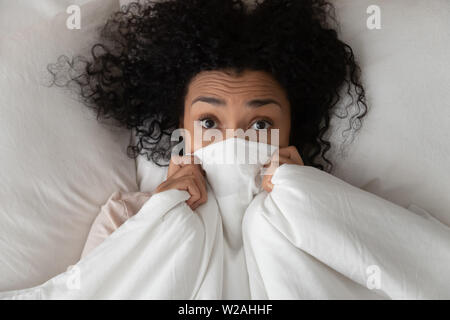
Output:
[251, 120, 272, 130]
[200, 118, 217, 129]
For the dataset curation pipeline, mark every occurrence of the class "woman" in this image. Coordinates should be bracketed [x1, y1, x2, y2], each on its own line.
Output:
[48, 0, 368, 258]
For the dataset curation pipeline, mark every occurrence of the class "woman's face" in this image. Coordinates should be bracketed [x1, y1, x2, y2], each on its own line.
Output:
[182, 69, 291, 153]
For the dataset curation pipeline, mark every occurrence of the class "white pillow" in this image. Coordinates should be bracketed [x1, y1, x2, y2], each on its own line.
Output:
[326, 0, 450, 226]
[0, 0, 92, 38]
[0, 0, 140, 291]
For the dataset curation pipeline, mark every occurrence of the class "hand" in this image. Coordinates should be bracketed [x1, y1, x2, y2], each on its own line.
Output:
[154, 155, 208, 211]
[261, 146, 304, 193]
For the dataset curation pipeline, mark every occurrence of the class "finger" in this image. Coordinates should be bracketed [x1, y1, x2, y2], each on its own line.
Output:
[154, 174, 203, 211]
[154, 179, 169, 194]
[155, 174, 198, 195]
[186, 166, 208, 210]
[191, 174, 208, 210]
[276, 155, 297, 165]
[264, 154, 297, 166]
[263, 150, 281, 171]
[156, 174, 202, 209]
[261, 173, 274, 193]
[279, 146, 304, 165]
[165, 164, 207, 210]
[168, 155, 183, 178]
[179, 176, 202, 209]
[187, 176, 207, 210]
[177, 155, 206, 177]
[170, 164, 206, 180]
[262, 155, 296, 176]
[168, 155, 203, 177]
[176, 155, 198, 166]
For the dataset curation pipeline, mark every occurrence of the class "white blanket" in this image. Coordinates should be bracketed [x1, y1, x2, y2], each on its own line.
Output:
[1, 138, 449, 299]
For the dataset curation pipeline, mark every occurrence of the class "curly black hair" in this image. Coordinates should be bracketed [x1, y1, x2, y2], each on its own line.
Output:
[48, 0, 368, 172]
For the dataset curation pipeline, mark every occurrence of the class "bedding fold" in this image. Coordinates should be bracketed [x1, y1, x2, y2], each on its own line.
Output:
[243, 165, 450, 299]
[1, 139, 449, 299]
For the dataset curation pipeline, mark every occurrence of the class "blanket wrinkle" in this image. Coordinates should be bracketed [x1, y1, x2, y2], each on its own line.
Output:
[1, 138, 449, 299]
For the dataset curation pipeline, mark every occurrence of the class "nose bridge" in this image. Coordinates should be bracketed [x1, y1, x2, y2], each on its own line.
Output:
[222, 96, 249, 130]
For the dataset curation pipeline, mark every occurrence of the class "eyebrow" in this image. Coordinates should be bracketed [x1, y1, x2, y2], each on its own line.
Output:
[191, 96, 282, 108]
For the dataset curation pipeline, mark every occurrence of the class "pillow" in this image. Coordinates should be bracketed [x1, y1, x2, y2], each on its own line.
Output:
[325, 0, 450, 226]
[0, 0, 93, 38]
[0, 0, 140, 291]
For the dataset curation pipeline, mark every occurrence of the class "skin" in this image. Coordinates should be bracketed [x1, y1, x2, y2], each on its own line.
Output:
[155, 69, 304, 210]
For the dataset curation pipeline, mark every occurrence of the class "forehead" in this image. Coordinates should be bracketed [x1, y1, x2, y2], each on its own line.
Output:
[186, 69, 289, 103]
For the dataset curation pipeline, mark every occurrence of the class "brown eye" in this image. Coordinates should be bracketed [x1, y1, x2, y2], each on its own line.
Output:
[200, 118, 217, 129]
[251, 120, 272, 130]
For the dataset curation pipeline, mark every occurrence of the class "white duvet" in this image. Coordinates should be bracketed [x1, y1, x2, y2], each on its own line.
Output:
[1, 138, 449, 299]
